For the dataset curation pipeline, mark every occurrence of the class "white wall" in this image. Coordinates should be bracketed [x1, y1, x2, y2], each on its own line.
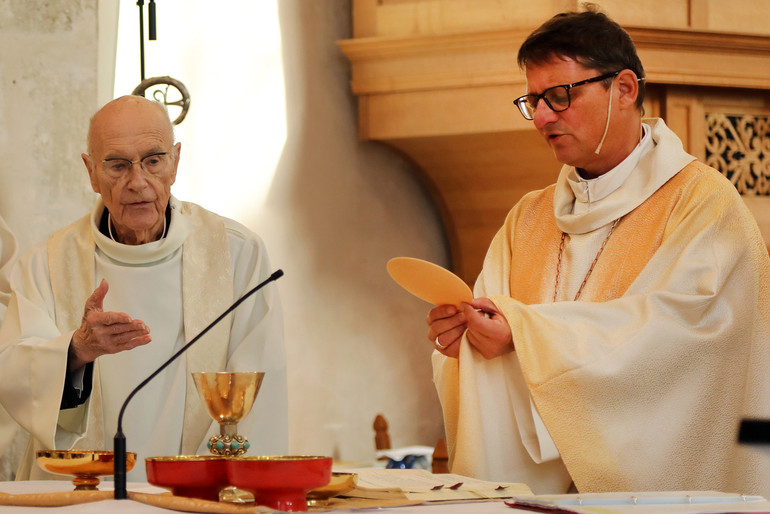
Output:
[272, 2, 448, 459]
[0, 0, 98, 480]
[0, 0, 96, 253]
[0, 0, 447, 467]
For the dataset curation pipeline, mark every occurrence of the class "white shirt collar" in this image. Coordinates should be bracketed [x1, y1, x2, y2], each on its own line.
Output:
[567, 123, 652, 214]
[554, 118, 697, 234]
[91, 195, 192, 265]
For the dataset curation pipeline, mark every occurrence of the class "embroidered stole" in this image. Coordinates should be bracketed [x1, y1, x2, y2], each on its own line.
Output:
[508, 162, 702, 303]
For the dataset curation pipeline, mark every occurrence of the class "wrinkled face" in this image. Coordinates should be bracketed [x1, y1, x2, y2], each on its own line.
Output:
[82, 97, 180, 245]
[525, 57, 617, 173]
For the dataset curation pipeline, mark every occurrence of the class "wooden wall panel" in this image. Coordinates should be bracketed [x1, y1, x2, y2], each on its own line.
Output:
[353, 0, 578, 37]
[360, 86, 531, 140]
[352, 0, 735, 38]
[695, 0, 770, 35]
[597, 1, 690, 29]
[661, 89, 705, 159]
[355, 0, 770, 37]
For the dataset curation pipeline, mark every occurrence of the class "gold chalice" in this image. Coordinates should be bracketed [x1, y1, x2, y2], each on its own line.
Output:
[36, 450, 136, 491]
[192, 371, 264, 456]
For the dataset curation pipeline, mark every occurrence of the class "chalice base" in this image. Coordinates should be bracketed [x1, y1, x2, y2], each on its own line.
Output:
[72, 473, 101, 491]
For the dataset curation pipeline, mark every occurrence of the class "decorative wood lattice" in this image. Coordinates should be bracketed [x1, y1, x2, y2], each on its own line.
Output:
[706, 113, 770, 195]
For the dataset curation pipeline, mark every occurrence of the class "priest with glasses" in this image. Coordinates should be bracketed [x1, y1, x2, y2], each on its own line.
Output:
[427, 5, 770, 497]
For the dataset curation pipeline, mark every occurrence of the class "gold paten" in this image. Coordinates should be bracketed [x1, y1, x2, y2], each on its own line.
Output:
[192, 371, 264, 456]
[36, 450, 136, 491]
[306, 472, 358, 507]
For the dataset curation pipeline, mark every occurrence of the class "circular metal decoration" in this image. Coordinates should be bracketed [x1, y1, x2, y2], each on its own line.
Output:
[132, 76, 191, 125]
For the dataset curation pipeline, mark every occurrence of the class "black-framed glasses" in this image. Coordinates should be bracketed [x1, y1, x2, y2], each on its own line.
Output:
[513, 70, 621, 120]
[101, 151, 171, 177]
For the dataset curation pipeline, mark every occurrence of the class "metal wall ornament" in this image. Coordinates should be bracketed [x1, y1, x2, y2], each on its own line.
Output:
[131, 1, 190, 126]
[706, 113, 770, 195]
[132, 76, 191, 125]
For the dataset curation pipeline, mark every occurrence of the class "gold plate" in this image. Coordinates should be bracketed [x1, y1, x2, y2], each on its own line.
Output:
[307, 472, 358, 506]
[36, 450, 136, 491]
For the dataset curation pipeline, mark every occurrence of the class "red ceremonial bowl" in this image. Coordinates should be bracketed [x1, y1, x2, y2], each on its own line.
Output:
[226, 456, 332, 511]
[145, 455, 228, 501]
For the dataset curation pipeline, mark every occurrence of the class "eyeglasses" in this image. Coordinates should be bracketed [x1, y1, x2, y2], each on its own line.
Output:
[513, 71, 621, 120]
[101, 151, 172, 177]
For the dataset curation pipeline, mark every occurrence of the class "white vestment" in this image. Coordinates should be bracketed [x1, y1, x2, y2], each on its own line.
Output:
[0, 213, 16, 319]
[0, 197, 287, 481]
[433, 119, 770, 496]
[0, 213, 19, 474]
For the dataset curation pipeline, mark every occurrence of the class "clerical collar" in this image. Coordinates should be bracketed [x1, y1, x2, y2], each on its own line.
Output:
[568, 123, 652, 212]
[98, 204, 172, 242]
[91, 196, 192, 265]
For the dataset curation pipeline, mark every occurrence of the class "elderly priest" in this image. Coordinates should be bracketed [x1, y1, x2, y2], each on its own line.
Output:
[0, 95, 287, 481]
[0, 213, 18, 476]
[0, 213, 16, 320]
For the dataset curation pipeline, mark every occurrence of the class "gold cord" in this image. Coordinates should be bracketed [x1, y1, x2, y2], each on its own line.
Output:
[553, 217, 621, 302]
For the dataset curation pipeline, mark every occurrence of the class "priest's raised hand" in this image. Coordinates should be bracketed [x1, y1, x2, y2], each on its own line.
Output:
[68, 278, 151, 372]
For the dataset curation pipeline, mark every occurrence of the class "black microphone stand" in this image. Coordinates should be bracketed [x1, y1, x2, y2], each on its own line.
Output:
[113, 269, 284, 499]
[136, 0, 156, 82]
[739, 419, 770, 444]
[137, 0, 145, 81]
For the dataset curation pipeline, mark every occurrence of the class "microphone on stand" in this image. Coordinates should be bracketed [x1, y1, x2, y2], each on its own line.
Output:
[113, 269, 284, 500]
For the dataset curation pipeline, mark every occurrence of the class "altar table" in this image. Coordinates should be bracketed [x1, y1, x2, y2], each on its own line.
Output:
[2, 481, 770, 513]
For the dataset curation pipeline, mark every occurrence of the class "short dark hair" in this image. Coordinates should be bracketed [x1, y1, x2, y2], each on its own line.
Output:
[517, 4, 645, 110]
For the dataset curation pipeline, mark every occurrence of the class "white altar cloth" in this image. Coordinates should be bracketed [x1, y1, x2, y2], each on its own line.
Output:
[2, 481, 770, 513]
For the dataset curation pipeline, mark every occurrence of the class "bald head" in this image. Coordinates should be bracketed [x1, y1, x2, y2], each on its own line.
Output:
[87, 95, 174, 155]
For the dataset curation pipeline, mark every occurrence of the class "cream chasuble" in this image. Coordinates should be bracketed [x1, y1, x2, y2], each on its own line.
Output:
[0, 214, 18, 469]
[0, 196, 287, 481]
[0, 214, 16, 317]
[433, 119, 770, 496]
